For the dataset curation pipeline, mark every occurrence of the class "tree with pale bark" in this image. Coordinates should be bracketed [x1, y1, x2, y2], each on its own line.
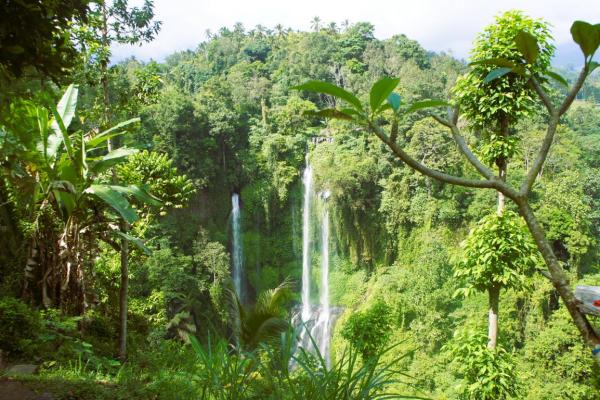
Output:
[295, 16, 600, 366]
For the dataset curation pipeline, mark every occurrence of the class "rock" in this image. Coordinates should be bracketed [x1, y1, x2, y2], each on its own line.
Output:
[5, 365, 39, 375]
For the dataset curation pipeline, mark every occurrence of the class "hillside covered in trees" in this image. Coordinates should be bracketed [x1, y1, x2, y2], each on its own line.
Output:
[1, 2, 600, 399]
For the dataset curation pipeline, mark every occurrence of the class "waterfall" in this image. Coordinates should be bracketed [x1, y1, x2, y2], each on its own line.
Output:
[301, 163, 313, 322]
[295, 159, 338, 366]
[317, 202, 331, 366]
[231, 193, 244, 301]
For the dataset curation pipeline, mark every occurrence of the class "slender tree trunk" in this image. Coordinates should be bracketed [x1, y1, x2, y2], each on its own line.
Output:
[488, 116, 509, 349]
[101, 2, 129, 361]
[101, 2, 110, 130]
[517, 200, 600, 365]
[488, 285, 500, 349]
[119, 226, 129, 361]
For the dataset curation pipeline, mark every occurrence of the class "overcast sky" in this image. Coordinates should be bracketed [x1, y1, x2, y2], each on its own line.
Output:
[111, 0, 600, 66]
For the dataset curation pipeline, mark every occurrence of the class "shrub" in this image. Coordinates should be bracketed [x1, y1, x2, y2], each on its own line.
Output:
[0, 296, 41, 356]
[341, 300, 393, 360]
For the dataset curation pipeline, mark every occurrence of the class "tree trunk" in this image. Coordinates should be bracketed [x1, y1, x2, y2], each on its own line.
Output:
[101, 2, 110, 130]
[488, 285, 500, 349]
[488, 116, 509, 348]
[517, 200, 600, 365]
[101, 3, 130, 361]
[118, 223, 129, 361]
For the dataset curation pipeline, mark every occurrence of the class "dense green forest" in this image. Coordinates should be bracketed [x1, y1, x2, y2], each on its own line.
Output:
[1, 2, 600, 399]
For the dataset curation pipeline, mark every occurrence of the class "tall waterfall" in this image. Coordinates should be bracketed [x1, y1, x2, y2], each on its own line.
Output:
[231, 193, 244, 301]
[301, 163, 313, 322]
[295, 159, 337, 366]
[317, 201, 331, 366]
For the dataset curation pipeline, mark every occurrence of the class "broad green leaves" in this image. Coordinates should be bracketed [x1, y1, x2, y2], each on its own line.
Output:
[387, 92, 401, 112]
[369, 77, 400, 113]
[86, 184, 139, 224]
[405, 99, 449, 114]
[514, 30, 539, 64]
[483, 67, 513, 84]
[114, 231, 152, 255]
[545, 70, 569, 88]
[570, 21, 600, 60]
[295, 77, 450, 123]
[48, 84, 78, 162]
[87, 117, 140, 148]
[305, 108, 354, 121]
[455, 211, 541, 296]
[293, 80, 363, 112]
[54, 84, 78, 131]
[89, 147, 139, 173]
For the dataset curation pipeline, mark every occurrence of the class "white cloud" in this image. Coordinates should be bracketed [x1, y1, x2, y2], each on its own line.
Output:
[111, 0, 600, 65]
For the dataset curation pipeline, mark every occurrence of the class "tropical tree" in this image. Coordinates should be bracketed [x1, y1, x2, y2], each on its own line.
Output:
[1, 84, 158, 314]
[72, 0, 161, 359]
[294, 18, 600, 365]
[0, 0, 89, 80]
[229, 281, 293, 351]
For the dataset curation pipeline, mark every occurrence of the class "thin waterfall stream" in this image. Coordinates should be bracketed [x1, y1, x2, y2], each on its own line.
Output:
[301, 162, 313, 322]
[231, 193, 244, 301]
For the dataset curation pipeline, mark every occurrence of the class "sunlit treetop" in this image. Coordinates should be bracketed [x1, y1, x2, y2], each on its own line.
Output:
[453, 10, 555, 130]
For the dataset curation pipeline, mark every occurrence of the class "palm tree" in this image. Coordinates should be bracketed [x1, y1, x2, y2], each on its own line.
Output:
[310, 16, 321, 32]
[341, 19, 350, 31]
[274, 24, 285, 37]
[228, 281, 293, 351]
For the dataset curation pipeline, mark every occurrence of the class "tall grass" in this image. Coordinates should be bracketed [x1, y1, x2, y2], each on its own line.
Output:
[188, 327, 430, 400]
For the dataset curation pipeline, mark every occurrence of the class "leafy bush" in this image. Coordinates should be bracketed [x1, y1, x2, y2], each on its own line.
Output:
[445, 329, 521, 400]
[0, 296, 41, 356]
[341, 300, 393, 360]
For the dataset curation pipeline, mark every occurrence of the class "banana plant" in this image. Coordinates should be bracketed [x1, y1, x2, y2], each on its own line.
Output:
[3, 84, 159, 311]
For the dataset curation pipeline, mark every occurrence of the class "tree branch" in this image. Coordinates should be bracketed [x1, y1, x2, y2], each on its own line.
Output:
[520, 118, 558, 195]
[529, 77, 556, 116]
[431, 113, 496, 180]
[368, 121, 499, 190]
[559, 65, 588, 116]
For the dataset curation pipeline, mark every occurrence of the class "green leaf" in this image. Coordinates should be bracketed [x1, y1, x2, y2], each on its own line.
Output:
[406, 99, 450, 114]
[87, 117, 140, 148]
[110, 184, 162, 207]
[514, 30, 539, 64]
[292, 81, 363, 112]
[52, 190, 76, 219]
[90, 147, 138, 173]
[50, 180, 76, 194]
[48, 105, 74, 162]
[80, 131, 88, 179]
[114, 231, 152, 255]
[85, 184, 139, 224]
[304, 108, 354, 121]
[570, 21, 600, 58]
[469, 58, 516, 68]
[589, 61, 600, 75]
[387, 92, 402, 112]
[545, 70, 569, 88]
[369, 77, 400, 112]
[54, 84, 78, 131]
[483, 67, 513, 84]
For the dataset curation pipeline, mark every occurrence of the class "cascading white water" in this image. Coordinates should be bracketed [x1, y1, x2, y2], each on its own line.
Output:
[294, 178, 337, 367]
[317, 203, 331, 366]
[301, 163, 313, 322]
[231, 193, 244, 300]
